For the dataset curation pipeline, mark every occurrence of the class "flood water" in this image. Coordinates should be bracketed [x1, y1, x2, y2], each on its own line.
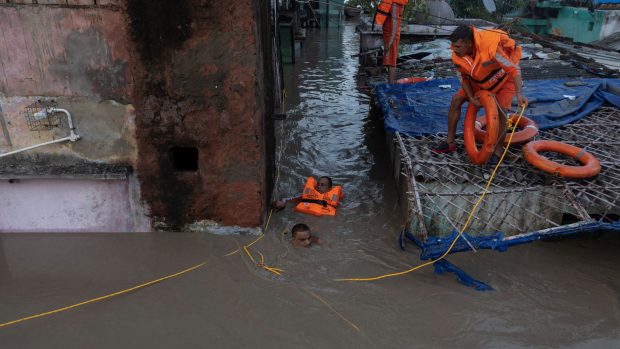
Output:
[1, 22, 620, 349]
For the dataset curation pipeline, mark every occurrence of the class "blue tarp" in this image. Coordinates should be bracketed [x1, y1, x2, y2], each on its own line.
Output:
[375, 78, 620, 136]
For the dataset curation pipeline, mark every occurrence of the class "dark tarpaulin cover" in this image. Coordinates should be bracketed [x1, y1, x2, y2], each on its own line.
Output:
[375, 78, 620, 136]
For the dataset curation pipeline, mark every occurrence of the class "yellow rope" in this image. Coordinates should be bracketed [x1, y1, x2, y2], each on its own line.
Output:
[306, 290, 361, 333]
[242, 241, 285, 276]
[2, 208, 275, 328]
[336, 103, 528, 282]
[0, 262, 206, 328]
[3, 89, 291, 329]
[243, 245, 257, 265]
[223, 209, 272, 257]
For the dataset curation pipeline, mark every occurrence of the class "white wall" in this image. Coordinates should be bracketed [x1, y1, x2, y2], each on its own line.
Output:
[0, 178, 149, 232]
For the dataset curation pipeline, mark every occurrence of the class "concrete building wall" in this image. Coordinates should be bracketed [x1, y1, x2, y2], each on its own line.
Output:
[0, 178, 148, 232]
[0, 0, 272, 231]
[127, 0, 271, 230]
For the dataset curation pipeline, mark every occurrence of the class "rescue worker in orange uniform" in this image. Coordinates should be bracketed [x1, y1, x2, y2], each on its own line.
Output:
[432, 25, 528, 162]
[375, 0, 408, 83]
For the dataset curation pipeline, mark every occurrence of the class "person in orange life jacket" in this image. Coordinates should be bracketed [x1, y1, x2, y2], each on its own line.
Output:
[376, 0, 408, 84]
[291, 223, 324, 247]
[432, 25, 528, 162]
[272, 176, 334, 210]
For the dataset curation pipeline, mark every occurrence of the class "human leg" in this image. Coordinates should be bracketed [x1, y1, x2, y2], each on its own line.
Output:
[493, 107, 508, 157]
[383, 5, 403, 84]
[432, 92, 467, 153]
[448, 93, 468, 144]
[387, 66, 396, 84]
[492, 80, 516, 156]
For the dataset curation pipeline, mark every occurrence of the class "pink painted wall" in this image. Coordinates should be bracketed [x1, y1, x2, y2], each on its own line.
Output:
[0, 179, 143, 232]
[0, 6, 132, 100]
[0, 0, 273, 231]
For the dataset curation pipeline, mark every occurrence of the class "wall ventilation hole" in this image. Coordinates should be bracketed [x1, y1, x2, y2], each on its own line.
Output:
[170, 147, 198, 171]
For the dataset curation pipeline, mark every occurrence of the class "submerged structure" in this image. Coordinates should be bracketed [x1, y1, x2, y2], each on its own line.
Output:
[0, 0, 281, 232]
[370, 29, 620, 288]
[391, 105, 620, 238]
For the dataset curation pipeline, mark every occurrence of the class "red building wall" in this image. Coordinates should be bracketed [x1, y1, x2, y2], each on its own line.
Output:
[0, 0, 272, 230]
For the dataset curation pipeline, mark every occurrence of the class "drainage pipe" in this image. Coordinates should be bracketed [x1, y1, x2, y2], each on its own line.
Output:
[0, 108, 80, 159]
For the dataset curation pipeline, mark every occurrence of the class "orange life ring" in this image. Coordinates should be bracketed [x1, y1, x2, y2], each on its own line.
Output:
[474, 114, 538, 145]
[522, 140, 601, 179]
[396, 77, 428, 84]
[463, 90, 500, 165]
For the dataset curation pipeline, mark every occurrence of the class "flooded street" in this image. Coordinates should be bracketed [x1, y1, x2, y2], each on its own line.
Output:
[1, 23, 620, 348]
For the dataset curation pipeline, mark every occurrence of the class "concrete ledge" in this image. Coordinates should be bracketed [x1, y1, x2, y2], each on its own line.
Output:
[67, 0, 94, 5]
[1, 0, 122, 7]
[0, 154, 131, 179]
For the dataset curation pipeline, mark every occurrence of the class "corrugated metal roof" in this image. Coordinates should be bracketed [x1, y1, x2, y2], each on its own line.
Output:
[593, 32, 620, 52]
[545, 38, 620, 71]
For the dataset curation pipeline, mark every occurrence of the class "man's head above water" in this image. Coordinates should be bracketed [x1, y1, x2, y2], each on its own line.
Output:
[316, 176, 333, 194]
[291, 223, 314, 247]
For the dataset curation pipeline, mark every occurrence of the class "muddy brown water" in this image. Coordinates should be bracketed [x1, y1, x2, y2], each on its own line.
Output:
[1, 23, 619, 349]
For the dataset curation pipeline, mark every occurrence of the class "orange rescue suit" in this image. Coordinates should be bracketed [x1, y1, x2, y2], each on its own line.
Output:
[451, 27, 522, 93]
[294, 177, 343, 217]
[374, 0, 408, 26]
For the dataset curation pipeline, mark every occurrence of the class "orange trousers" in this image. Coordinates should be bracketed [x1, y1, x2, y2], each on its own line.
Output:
[382, 5, 404, 67]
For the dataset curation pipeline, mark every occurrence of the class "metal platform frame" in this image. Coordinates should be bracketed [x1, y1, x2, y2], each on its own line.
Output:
[392, 106, 620, 241]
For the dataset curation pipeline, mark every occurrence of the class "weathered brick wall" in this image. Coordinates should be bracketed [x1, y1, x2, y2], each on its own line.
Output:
[0, 3, 137, 165]
[128, 0, 269, 229]
[0, 0, 271, 230]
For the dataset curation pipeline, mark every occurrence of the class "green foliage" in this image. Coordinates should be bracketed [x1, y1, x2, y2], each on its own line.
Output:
[343, 0, 527, 23]
[403, 0, 428, 23]
[448, 0, 528, 20]
[344, 0, 373, 9]
[495, 0, 528, 18]
[344, 0, 427, 23]
[448, 0, 492, 19]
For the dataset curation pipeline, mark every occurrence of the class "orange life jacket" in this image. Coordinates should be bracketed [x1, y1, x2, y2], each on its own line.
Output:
[294, 177, 343, 217]
[452, 27, 522, 93]
[374, 0, 408, 26]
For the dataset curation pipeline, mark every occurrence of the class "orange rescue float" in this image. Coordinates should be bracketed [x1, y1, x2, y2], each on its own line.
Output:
[294, 177, 343, 217]
[475, 114, 538, 145]
[396, 77, 428, 84]
[522, 140, 601, 179]
[463, 90, 500, 165]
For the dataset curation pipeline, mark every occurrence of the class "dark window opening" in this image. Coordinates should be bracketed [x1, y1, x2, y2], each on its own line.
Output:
[588, 22, 594, 31]
[170, 147, 198, 171]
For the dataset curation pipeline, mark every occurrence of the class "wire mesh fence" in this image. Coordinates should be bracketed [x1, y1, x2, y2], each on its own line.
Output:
[395, 106, 620, 239]
[24, 100, 60, 131]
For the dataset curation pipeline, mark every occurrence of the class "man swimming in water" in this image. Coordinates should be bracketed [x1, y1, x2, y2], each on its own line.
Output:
[272, 176, 334, 210]
[291, 223, 324, 247]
